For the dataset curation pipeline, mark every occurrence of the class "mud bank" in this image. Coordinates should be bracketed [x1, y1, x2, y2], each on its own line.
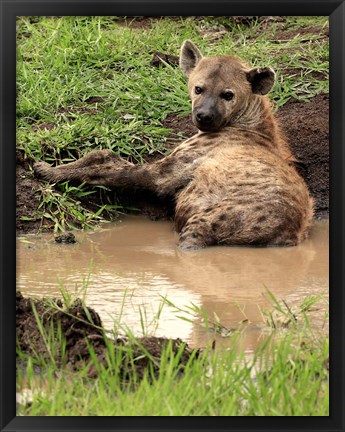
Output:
[16, 291, 198, 379]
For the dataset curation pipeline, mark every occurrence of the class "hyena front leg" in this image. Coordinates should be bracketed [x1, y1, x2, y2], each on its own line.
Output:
[34, 149, 198, 194]
[33, 150, 133, 185]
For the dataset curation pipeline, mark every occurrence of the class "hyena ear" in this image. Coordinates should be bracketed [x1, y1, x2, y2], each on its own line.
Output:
[246, 67, 275, 95]
[179, 40, 203, 77]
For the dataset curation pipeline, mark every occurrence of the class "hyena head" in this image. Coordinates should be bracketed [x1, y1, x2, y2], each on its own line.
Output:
[179, 40, 276, 132]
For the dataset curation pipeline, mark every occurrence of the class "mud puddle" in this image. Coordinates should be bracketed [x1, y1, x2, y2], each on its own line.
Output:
[17, 216, 329, 352]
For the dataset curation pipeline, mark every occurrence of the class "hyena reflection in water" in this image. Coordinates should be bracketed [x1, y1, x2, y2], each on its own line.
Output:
[34, 40, 314, 250]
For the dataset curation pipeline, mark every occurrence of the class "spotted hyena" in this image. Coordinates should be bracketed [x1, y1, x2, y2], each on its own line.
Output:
[34, 40, 314, 250]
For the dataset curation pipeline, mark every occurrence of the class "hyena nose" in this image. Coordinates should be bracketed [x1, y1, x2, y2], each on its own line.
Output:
[196, 111, 214, 125]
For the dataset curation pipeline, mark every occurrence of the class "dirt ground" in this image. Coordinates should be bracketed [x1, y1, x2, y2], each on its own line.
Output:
[16, 291, 198, 379]
[278, 93, 329, 217]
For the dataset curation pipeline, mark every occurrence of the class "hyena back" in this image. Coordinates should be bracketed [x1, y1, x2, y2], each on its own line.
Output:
[34, 40, 314, 250]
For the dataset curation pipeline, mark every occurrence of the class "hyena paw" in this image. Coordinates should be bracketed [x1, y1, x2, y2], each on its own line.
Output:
[178, 233, 206, 251]
[33, 161, 54, 180]
[33, 161, 65, 183]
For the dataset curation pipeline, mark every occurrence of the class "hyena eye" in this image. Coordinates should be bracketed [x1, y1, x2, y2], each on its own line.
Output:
[195, 86, 203, 95]
[222, 91, 234, 101]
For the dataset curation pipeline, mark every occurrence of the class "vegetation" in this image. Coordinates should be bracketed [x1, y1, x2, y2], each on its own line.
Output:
[16, 289, 329, 416]
[17, 339, 329, 416]
[16, 15, 329, 230]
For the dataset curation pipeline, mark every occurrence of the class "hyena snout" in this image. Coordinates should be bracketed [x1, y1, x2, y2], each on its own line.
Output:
[193, 101, 222, 131]
[195, 110, 214, 126]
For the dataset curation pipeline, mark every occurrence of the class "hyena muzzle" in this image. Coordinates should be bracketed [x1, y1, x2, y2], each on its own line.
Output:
[34, 40, 314, 250]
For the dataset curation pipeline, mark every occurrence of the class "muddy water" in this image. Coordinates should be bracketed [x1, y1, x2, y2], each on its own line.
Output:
[17, 216, 329, 352]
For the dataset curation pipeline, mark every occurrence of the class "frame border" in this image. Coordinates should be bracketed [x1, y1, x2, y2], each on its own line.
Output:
[1, 1, 344, 431]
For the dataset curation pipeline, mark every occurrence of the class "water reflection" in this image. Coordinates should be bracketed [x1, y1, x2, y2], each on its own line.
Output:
[17, 216, 329, 350]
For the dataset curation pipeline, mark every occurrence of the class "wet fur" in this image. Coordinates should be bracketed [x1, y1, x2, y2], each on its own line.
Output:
[34, 41, 313, 250]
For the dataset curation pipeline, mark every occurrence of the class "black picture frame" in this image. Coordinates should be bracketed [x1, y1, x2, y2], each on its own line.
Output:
[1, 1, 344, 431]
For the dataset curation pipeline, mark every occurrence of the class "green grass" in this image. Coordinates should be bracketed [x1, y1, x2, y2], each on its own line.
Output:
[16, 289, 329, 416]
[17, 335, 329, 416]
[34, 181, 127, 231]
[16, 16, 329, 231]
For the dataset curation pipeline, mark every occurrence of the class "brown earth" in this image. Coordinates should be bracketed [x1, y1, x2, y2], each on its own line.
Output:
[278, 93, 329, 217]
[150, 51, 179, 68]
[16, 152, 43, 234]
[274, 26, 329, 41]
[16, 291, 198, 380]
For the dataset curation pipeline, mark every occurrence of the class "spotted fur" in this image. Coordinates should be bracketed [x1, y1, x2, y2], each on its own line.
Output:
[34, 40, 313, 250]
